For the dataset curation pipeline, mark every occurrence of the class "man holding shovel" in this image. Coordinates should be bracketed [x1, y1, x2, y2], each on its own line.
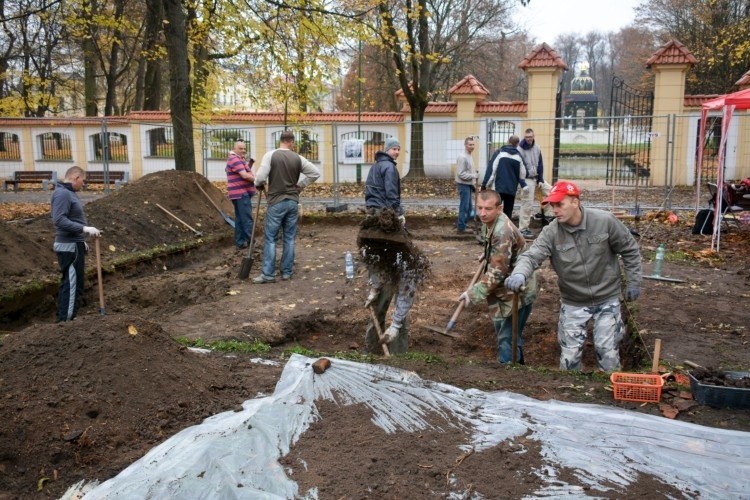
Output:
[225, 140, 256, 249]
[51, 166, 101, 322]
[458, 190, 538, 364]
[504, 181, 642, 372]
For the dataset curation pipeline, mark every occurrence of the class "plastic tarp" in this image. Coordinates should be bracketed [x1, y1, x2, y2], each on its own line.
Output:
[64, 354, 750, 499]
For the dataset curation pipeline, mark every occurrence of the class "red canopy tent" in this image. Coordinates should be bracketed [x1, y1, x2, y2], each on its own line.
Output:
[696, 87, 750, 251]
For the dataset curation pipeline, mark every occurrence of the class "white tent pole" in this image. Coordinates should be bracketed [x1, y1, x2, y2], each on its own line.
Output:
[711, 105, 735, 252]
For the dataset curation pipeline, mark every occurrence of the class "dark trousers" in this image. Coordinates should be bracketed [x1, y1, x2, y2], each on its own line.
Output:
[56, 242, 86, 322]
[232, 193, 254, 248]
[500, 193, 515, 221]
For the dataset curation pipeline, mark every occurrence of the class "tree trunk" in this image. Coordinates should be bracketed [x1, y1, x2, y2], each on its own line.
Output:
[406, 103, 427, 178]
[162, 0, 194, 172]
[135, 0, 164, 110]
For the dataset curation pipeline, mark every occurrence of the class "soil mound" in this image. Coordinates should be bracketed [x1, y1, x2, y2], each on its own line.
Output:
[0, 170, 234, 287]
[0, 313, 277, 497]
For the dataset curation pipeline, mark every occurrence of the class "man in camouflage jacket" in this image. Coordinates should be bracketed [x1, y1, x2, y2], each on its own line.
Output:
[459, 190, 539, 364]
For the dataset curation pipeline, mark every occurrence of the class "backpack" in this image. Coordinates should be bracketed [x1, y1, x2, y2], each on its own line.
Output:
[692, 209, 714, 235]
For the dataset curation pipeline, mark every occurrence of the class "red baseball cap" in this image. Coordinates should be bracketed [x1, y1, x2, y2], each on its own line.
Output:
[542, 181, 580, 204]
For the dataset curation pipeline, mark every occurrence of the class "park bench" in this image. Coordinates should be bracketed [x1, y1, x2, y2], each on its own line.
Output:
[623, 157, 651, 178]
[83, 171, 129, 190]
[3, 171, 57, 192]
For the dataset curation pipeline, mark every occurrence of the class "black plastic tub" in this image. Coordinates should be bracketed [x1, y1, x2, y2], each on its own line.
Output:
[688, 371, 750, 409]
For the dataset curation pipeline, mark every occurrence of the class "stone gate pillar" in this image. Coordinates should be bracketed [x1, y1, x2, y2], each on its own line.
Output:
[646, 40, 697, 186]
[519, 43, 568, 180]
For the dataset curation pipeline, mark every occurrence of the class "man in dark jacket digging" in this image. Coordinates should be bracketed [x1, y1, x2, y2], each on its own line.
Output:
[359, 138, 428, 354]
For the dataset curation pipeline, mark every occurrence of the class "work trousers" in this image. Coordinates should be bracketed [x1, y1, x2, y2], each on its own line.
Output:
[558, 298, 624, 372]
[55, 241, 86, 322]
[518, 179, 553, 231]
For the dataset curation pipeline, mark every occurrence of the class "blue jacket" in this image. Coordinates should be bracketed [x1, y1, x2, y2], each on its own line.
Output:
[365, 151, 403, 215]
[51, 181, 88, 243]
[483, 145, 527, 195]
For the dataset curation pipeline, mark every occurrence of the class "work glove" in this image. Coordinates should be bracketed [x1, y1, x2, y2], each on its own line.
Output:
[458, 291, 471, 308]
[504, 274, 526, 293]
[83, 226, 101, 237]
[522, 185, 530, 194]
[398, 214, 406, 226]
[382, 322, 400, 344]
[625, 286, 641, 302]
[364, 287, 379, 308]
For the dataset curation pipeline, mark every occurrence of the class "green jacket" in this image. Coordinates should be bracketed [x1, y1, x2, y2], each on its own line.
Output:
[468, 213, 538, 318]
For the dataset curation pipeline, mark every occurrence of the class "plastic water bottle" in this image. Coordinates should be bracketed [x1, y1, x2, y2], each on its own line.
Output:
[345, 251, 354, 280]
[652, 244, 665, 277]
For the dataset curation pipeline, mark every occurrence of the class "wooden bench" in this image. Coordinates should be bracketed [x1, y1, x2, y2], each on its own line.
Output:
[3, 171, 57, 192]
[83, 171, 129, 190]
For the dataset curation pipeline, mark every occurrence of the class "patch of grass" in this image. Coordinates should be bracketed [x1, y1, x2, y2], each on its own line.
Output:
[399, 351, 445, 364]
[176, 337, 271, 353]
[282, 345, 320, 358]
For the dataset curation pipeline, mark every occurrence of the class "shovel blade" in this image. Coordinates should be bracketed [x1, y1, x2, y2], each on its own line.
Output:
[424, 324, 461, 339]
[237, 255, 254, 280]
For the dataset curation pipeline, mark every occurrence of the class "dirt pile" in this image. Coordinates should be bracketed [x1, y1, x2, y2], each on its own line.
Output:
[0, 313, 282, 497]
[0, 170, 234, 288]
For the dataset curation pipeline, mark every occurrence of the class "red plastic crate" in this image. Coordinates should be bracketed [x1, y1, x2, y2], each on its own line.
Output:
[610, 372, 664, 403]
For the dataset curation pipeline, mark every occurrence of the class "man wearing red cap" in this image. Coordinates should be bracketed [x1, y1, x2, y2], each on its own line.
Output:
[504, 180, 642, 372]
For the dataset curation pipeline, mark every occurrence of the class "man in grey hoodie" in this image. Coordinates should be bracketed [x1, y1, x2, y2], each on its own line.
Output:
[51, 166, 101, 322]
[517, 128, 553, 239]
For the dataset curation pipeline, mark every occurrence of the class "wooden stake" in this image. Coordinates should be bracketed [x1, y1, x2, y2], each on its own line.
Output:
[652, 338, 662, 373]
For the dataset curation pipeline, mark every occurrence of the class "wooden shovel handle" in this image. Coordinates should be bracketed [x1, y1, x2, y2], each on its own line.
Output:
[368, 306, 390, 357]
[448, 262, 486, 323]
[94, 237, 105, 314]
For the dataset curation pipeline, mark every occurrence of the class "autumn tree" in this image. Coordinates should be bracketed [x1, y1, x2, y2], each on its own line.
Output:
[367, 0, 525, 177]
[636, 0, 750, 93]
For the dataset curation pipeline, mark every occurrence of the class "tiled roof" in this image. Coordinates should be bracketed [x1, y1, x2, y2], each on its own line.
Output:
[736, 69, 750, 87]
[398, 102, 457, 113]
[646, 39, 698, 67]
[518, 43, 568, 70]
[448, 75, 490, 96]
[0, 116, 130, 126]
[476, 101, 528, 114]
[126, 111, 404, 123]
[684, 95, 721, 108]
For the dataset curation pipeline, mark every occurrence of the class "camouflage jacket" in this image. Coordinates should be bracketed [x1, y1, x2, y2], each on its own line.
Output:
[467, 213, 539, 318]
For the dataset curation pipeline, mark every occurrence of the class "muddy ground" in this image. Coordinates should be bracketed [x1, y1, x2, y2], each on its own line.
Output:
[0, 171, 749, 498]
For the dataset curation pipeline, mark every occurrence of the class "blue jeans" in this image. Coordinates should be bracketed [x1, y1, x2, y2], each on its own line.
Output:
[493, 303, 533, 364]
[260, 199, 298, 279]
[457, 183, 473, 231]
[232, 194, 253, 248]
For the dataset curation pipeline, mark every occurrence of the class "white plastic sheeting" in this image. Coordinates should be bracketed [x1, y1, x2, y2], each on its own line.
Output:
[64, 354, 750, 499]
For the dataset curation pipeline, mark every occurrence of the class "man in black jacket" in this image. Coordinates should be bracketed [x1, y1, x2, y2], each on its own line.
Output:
[482, 135, 529, 222]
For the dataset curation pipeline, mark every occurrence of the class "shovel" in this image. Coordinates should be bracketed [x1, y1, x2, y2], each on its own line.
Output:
[426, 261, 485, 337]
[368, 306, 390, 357]
[155, 203, 203, 237]
[94, 236, 105, 315]
[237, 191, 264, 279]
[193, 179, 235, 228]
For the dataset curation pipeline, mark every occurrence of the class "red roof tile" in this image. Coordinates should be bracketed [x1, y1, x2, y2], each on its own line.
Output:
[736, 69, 750, 87]
[684, 94, 722, 108]
[476, 101, 528, 114]
[126, 111, 404, 123]
[518, 43, 568, 70]
[0, 116, 130, 127]
[646, 39, 698, 67]
[448, 75, 490, 96]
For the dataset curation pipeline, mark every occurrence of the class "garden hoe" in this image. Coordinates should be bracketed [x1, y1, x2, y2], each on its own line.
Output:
[193, 179, 236, 228]
[426, 261, 485, 338]
[237, 191, 264, 279]
[155, 203, 203, 237]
